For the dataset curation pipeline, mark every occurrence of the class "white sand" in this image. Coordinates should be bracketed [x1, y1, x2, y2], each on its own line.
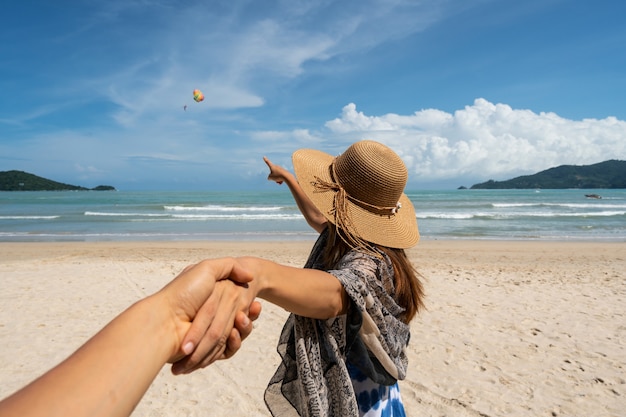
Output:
[0, 240, 624, 416]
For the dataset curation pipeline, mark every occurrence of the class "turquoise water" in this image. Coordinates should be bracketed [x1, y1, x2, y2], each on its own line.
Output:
[1, 189, 625, 242]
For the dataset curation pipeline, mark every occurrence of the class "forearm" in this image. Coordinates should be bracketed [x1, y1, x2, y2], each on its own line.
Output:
[283, 173, 327, 233]
[240, 257, 347, 319]
[0, 296, 176, 417]
[0, 258, 256, 417]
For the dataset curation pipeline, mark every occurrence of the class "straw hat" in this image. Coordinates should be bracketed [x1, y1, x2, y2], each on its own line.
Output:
[292, 140, 419, 249]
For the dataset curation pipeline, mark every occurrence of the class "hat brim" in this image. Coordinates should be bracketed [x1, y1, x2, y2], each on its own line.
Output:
[292, 148, 419, 249]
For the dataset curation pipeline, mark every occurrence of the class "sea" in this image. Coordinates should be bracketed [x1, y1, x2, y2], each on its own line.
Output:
[1, 189, 625, 242]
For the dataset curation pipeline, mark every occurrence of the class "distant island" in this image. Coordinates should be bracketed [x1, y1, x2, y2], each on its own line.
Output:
[469, 160, 626, 189]
[0, 170, 116, 191]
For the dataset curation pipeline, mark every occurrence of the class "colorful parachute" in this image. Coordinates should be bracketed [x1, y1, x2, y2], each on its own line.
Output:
[193, 89, 204, 103]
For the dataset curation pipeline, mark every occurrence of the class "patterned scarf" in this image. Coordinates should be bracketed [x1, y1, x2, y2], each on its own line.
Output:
[264, 229, 411, 417]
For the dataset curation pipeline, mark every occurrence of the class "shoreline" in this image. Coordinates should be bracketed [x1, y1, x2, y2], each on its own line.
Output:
[2, 234, 625, 245]
[1, 240, 624, 416]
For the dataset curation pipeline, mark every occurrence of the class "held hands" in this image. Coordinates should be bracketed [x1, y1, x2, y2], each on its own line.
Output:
[156, 259, 260, 374]
[172, 280, 261, 374]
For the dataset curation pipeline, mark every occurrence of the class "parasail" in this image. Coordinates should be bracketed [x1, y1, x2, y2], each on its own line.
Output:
[193, 89, 204, 103]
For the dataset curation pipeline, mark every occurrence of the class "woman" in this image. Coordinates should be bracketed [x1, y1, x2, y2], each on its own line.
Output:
[180, 140, 425, 416]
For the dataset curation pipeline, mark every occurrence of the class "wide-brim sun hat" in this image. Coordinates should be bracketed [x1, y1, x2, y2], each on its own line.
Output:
[292, 140, 419, 249]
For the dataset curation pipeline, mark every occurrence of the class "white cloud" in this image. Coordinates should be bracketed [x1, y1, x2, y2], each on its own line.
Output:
[324, 99, 626, 183]
[201, 82, 265, 109]
[250, 128, 320, 144]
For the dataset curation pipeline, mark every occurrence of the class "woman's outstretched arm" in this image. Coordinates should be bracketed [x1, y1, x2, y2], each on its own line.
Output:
[264, 156, 327, 233]
[176, 255, 348, 373]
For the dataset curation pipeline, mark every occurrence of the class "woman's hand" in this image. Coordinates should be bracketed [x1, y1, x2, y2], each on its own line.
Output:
[263, 156, 328, 233]
[169, 265, 259, 374]
[157, 259, 254, 364]
[263, 156, 292, 185]
[222, 300, 262, 360]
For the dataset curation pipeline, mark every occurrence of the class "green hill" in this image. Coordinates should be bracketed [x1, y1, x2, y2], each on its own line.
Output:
[470, 160, 626, 189]
[0, 170, 115, 191]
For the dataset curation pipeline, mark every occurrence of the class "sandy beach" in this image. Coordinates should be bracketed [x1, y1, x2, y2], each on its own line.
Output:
[0, 240, 624, 416]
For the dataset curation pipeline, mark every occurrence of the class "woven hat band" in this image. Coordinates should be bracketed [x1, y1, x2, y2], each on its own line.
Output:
[311, 175, 379, 253]
[313, 175, 402, 215]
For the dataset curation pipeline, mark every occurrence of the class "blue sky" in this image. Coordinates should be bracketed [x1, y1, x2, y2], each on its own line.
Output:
[1, 0, 625, 191]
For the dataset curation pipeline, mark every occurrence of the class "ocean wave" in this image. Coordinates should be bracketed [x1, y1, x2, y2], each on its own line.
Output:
[517, 210, 626, 218]
[419, 210, 626, 219]
[84, 211, 303, 220]
[491, 203, 538, 208]
[84, 211, 169, 217]
[417, 213, 476, 220]
[492, 203, 626, 209]
[164, 205, 284, 212]
[169, 213, 303, 220]
[0, 215, 59, 220]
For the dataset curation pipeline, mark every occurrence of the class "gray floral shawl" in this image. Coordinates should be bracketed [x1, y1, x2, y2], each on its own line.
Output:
[264, 229, 411, 417]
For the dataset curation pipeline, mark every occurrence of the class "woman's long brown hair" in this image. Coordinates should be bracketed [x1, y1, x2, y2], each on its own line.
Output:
[322, 225, 425, 323]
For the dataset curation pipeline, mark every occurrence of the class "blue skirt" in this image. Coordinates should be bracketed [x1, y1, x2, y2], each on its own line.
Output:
[347, 363, 407, 417]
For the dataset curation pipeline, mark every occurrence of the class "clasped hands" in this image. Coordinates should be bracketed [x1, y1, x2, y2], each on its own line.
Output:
[155, 257, 261, 375]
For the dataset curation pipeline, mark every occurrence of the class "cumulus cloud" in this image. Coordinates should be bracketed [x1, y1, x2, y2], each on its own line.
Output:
[250, 128, 322, 144]
[325, 99, 626, 183]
